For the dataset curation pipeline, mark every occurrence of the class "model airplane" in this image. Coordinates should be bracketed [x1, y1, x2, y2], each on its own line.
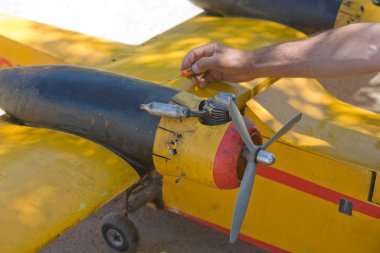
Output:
[0, 0, 379, 252]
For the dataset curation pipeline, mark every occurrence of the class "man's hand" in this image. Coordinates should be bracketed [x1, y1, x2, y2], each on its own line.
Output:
[181, 23, 380, 87]
[181, 42, 256, 87]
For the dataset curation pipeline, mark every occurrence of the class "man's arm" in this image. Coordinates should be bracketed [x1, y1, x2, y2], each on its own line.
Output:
[181, 23, 380, 86]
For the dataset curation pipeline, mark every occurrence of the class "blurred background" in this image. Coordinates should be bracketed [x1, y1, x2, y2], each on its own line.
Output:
[0, 0, 202, 45]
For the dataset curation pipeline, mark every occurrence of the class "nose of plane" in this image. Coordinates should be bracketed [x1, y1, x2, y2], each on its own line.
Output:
[213, 117, 262, 189]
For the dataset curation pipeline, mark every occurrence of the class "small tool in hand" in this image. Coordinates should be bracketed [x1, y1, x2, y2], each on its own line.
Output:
[159, 67, 194, 85]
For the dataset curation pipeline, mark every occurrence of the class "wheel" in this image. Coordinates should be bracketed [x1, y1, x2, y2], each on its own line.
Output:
[101, 214, 139, 252]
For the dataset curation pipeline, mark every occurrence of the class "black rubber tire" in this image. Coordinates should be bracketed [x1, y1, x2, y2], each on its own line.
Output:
[101, 214, 139, 252]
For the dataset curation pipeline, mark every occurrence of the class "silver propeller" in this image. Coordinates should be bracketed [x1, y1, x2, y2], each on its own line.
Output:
[229, 100, 257, 155]
[228, 101, 302, 243]
[261, 113, 302, 150]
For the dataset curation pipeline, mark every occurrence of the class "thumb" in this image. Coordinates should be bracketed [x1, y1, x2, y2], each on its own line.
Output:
[192, 56, 219, 74]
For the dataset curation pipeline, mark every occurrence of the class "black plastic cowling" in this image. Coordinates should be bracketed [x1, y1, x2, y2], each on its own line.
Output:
[0, 65, 179, 175]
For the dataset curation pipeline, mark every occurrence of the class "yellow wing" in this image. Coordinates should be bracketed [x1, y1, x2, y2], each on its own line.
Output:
[0, 119, 139, 253]
[0, 14, 140, 253]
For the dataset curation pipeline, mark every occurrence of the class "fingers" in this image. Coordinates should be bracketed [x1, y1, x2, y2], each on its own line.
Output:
[194, 72, 255, 87]
[181, 42, 218, 71]
[193, 71, 221, 87]
[193, 56, 221, 74]
[199, 74, 213, 87]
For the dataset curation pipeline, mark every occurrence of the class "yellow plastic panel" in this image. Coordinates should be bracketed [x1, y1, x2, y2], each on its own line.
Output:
[164, 161, 380, 253]
[335, 0, 380, 27]
[245, 77, 380, 170]
[101, 15, 306, 106]
[153, 116, 229, 188]
[0, 13, 130, 66]
[0, 119, 139, 253]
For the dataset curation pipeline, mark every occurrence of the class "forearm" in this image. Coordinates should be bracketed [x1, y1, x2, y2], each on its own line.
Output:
[251, 23, 380, 78]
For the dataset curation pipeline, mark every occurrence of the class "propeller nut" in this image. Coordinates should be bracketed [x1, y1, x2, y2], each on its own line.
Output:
[256, 150, 275, 165]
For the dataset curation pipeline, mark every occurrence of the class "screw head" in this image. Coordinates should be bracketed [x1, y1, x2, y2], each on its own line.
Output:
[168, 149, 177, 155]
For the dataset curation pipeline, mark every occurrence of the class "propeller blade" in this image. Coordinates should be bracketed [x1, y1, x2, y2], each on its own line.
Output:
[230, 161, 257, 243]
[229, 102, 257, 155]
[262, 113, 302, 150]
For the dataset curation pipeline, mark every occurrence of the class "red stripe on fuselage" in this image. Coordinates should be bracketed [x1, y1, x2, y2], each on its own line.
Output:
[257, 165, 380, 219]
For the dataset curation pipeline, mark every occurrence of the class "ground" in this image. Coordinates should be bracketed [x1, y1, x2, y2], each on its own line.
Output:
[40, 193, 267, 253]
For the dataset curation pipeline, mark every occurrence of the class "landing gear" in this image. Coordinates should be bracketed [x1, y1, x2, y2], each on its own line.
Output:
[101, 171, 163, 252]
[101, 214, 139, 252]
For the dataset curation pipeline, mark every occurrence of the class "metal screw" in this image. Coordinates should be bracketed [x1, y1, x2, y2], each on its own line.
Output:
[175, 172, 186, 183]
[168, 149, 177, 155]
